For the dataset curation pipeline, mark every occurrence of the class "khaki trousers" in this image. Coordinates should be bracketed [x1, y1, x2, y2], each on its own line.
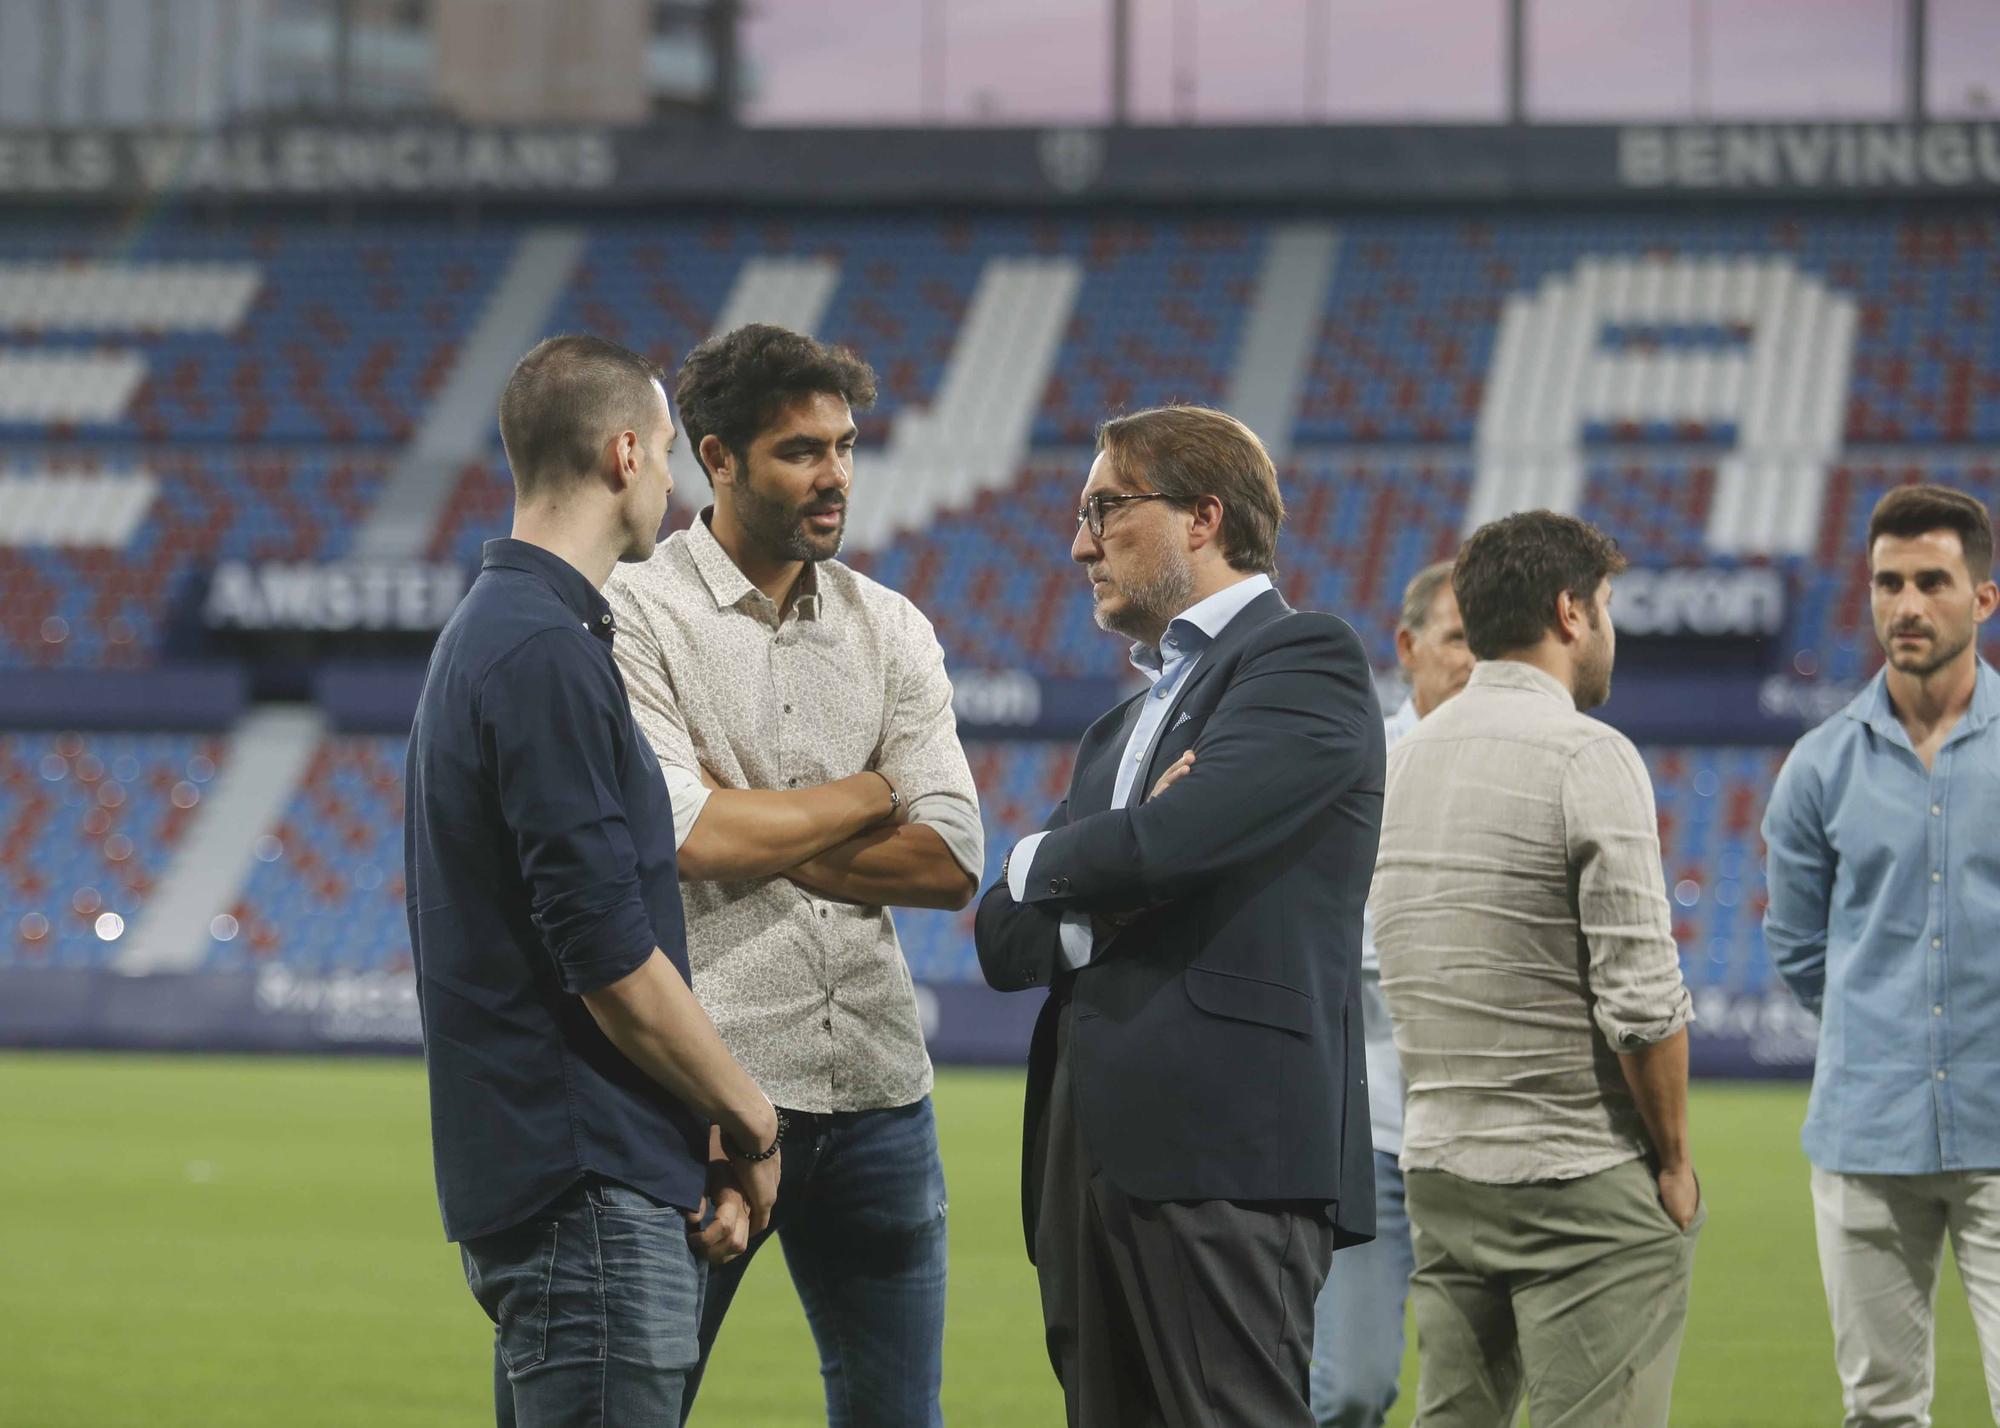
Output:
[1810, 1165, 2000, 1428]
[1404, 1158, 1701, 1428]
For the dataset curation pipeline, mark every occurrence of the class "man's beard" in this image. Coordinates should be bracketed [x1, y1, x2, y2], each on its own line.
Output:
[1574, 622, 1614, 710]
[1880, 618, 1972, 677]
[737, 472, 844, 563]
[1094, 544, 1195, 644]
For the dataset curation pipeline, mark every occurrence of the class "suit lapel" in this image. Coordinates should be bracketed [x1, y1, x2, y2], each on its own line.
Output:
[1071, 693, 1144, 816]
[1139, 588, 1291, 794]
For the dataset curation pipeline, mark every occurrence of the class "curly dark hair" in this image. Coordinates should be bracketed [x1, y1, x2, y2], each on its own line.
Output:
[1452, 510, 1628, 660]
[674, 324, 879, 486]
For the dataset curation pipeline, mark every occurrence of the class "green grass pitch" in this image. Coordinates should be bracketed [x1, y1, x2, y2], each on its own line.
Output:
[1, 1054, 1990, 1426]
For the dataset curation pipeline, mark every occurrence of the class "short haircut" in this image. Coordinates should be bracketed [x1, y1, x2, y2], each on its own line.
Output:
[1094, 405, 1285, 574]
[1399, 559, 1457, 634]
[675, 324, 878, 485]
[1452, 510, 1629, 660]
[1866, 483, 1995, 579]
[498, 334, 666, 501]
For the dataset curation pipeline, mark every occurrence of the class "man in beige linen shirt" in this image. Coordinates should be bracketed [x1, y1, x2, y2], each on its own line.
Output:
[1371, 510, 1700, 1428]
[605, 324, 981, 1426]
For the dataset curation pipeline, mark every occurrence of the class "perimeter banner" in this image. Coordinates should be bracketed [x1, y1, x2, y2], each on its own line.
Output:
[3, 121, 1997, 204]
[0, 967, 1809, 1075]
[0, 968, 1047, 1066]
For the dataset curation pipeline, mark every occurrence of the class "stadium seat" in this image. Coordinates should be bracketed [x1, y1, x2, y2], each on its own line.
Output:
[0, 730, 224, 969]
[221, 735, 409, 975]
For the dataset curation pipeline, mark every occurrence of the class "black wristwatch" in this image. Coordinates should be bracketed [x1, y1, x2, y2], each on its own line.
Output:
[728, 1109, 786, 1163]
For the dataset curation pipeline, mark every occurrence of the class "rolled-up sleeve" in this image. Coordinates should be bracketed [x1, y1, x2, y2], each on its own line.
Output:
[1562, 733, 1693, 1051]
[478, 629, 659, 995]
[878, 606, 984, 878]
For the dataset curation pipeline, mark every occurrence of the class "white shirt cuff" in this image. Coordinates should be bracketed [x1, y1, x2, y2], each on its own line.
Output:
[1007, 831, 1049, 902]
[660, 763, 714, 852]
[1057, 913, 1095, 971]
[1008, 831, 1096, 971]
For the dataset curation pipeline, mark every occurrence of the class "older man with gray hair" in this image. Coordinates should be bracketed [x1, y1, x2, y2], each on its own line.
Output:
[1310, 558, 1473, 1428]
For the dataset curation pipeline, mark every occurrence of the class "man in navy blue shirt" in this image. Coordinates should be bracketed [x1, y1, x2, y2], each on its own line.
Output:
[405, 334, 799, 1427]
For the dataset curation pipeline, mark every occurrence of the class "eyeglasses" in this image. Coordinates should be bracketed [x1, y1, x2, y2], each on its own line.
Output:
[1076, 491, 1179, 539]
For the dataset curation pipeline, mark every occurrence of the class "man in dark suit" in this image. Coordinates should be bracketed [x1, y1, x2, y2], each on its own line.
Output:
[976, 404, 1385, 1427]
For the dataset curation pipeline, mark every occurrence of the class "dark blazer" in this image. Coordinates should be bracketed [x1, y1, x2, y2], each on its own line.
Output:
[975, 588, 1384, 1258]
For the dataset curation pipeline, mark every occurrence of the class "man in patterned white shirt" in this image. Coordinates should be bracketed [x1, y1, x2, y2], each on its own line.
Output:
[605, 323, 982, 1427]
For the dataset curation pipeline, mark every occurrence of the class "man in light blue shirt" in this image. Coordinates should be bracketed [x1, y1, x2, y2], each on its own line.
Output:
[1310, 558, 1472, 1428]
[1763, 482, 2000, 1427]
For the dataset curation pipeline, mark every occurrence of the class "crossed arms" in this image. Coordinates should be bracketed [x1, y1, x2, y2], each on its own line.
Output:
[677, 767, 976, 910]
[612, 594, 983, 911]
[976, 614, 1381, 989]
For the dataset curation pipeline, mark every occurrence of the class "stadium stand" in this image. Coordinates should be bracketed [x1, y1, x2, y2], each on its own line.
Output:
[8, 208, 2000, 1012]
[1297, 214, 2000, 447]
[0, 449, 389, 667]
[1033, 222, 1263, 446]
[1646, 745, 1788, 1000]
[0, 225, 514, 442]
[219, 734, 408, 975]
[1579, 456, 1717, 567]
[1, 731, 224, 968]
[134, 730, 1784, 996]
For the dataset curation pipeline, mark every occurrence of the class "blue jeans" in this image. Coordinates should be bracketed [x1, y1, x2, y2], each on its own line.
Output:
[460, 1178, 707, 1428]
[685, 1096, 948, 1427]
[1310, 1150, 1415, 1428]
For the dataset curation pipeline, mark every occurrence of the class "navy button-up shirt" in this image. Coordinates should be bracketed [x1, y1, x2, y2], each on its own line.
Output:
[1763, 659, 2000, 1174]
[405, 538, 707, 1242]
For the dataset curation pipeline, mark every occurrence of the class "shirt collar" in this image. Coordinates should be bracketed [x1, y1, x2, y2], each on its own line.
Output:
[1466, 658, 1576, 706]
[686, 508, 821, 621]
[481, 538, 615, 642]
[1128, 573, 1273, 678]
[1845, 657, 2000, 741]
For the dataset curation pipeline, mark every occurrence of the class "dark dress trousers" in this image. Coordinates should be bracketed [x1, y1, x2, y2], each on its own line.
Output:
[976, 588, 1385, 1426]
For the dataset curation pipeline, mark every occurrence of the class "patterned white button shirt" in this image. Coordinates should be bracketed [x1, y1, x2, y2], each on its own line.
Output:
[605, 511, 983, 1113]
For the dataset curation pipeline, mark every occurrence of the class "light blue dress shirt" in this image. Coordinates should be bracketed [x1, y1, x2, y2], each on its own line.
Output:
[1763, 658, 2000, 1174]
[1009, 574, 1274, 970]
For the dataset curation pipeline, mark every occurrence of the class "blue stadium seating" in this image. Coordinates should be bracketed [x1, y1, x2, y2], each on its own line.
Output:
[0, 730, 222, 968]
[219, 735, 407, 974]
[6, 209, 2000, 1021]
[1034, 222, 1262, 445]
[1298, 214, 2000, 445]
[537, 217, 1263, 446]
[542, 224, 745, 384]
[0, 223, 514, 443]
[1646, 745, 1788, 997]
[1580, 456, 1717, 567]
[0, 450, 388, 667]
[140, 730, 1787, 993]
